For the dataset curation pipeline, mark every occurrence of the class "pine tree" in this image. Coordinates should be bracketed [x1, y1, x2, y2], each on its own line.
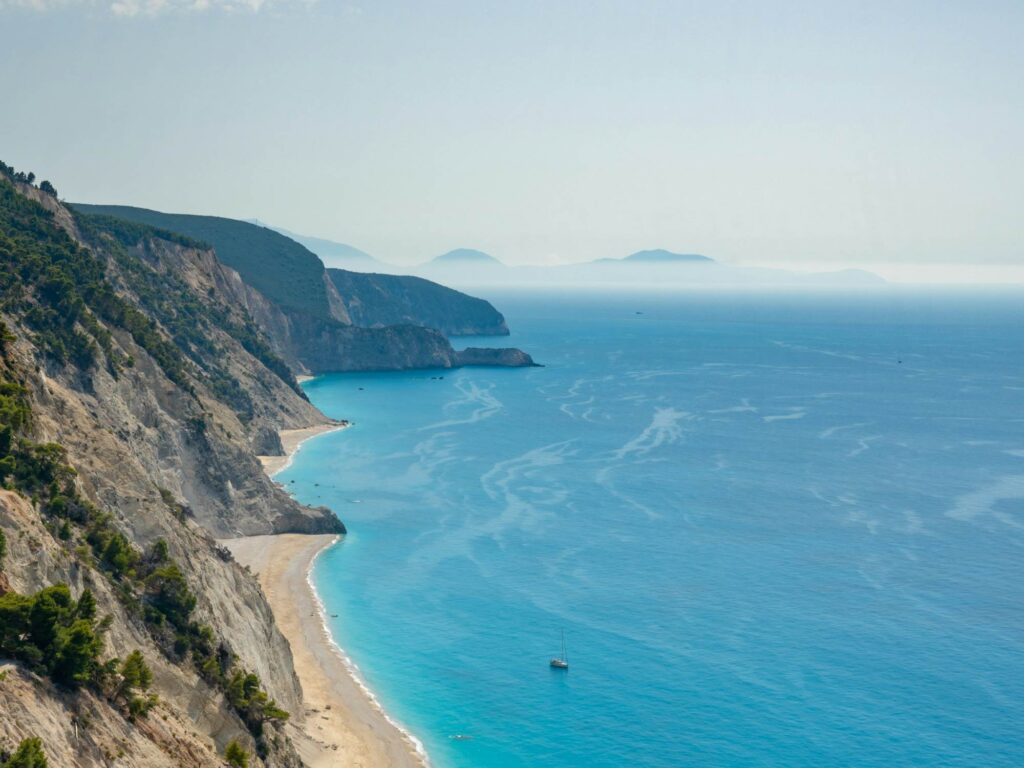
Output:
[224, 740, 248, 768]
[2, 736, 48, 767]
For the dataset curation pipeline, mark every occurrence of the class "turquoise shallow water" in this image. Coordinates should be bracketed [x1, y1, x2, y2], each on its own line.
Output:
[277, 291, 1024, 767]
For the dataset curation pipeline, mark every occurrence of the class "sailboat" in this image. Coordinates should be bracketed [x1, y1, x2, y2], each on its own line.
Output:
[550, 630, 569, 669]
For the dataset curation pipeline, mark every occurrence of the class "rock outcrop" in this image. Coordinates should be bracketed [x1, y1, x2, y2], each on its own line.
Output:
[70, 204, 534, 374]
[296, 324, 538, 372]
[326, 268, 509, 336]
[0, 164, 537, 767]
[455, 346, 539, 367]
[0, 173, 338, 766]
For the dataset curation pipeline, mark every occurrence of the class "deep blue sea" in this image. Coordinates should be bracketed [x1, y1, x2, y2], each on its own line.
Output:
[276, 290, 1024, 768]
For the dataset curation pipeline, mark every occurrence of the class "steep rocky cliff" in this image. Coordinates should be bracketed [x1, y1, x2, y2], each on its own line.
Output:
[454, 346, 537, 367]
[71, 204, 532, 374]
[66, 205, 345, 324]
[0, 169, 343, 766]
[326, 269, 509, 336]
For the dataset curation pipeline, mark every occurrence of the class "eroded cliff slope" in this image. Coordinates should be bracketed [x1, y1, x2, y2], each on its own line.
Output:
[71, 204, 533, 373]
[0, 168, 341, 767]
[326, 268, 509, 336]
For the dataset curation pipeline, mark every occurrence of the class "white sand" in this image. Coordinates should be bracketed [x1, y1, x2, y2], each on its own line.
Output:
[225, 534, 426, 768]
[241, 420, 427, 767]
[258, 423, 348, 477]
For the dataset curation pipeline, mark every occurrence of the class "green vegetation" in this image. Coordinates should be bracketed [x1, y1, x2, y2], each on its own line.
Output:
[225, 669, 290, 732]
[224, 739, 249, 768]
[0, 527, 6, 567]
[1, 737, 48, 768]
[0, 584, 105, 688]
[0, 162, 56, 202]
[327, 267, 508, 336]
[0, 441, 283, 737]
[72, 209, 305, 416]
[71, 203, 334, 320]
[0, 581, 157, 721]
[0, 350, 282, 747]
[0, 169, 291, 750]
[0, 174, 189, 385]
[75, 213, 204, 252]
[118, 650, 157, 720]
[1, 167, 302, 424]
[0, 369, 79, 504]
[0, 180, 105, 369]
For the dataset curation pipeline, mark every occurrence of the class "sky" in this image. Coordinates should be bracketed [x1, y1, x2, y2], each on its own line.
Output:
[1, 0, 1022, 282]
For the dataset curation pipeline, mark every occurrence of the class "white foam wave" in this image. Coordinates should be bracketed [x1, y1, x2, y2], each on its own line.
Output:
[404, 441, 578, 573]
[818, 422, 870, 439]
[306, 540, 432, 767]
[548, 376, 613, 421]
[708, 398, 757, 415]
[847, 435, 882, 458]
[625, 369, 696, 381]
[418, 379, 502, 431]
[946, 474, 1024, 527]
[771, 339, 870, 364]
[762, 408, 807, 423]
[559, 395, 595, 420]
[594, 461, 663, 520]
[612, 407, 690, 459]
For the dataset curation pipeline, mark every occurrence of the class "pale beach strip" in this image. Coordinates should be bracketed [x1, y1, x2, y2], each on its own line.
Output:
[259, 422, 349, 477]
[225, 534, 426, 768]
[226, 418, 429, 768]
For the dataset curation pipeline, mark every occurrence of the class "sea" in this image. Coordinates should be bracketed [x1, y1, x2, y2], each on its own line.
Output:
[275, 290, 1024, 768]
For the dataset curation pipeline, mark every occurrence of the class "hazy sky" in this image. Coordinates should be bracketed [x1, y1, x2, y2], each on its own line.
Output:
[1, 1, 1022, 280]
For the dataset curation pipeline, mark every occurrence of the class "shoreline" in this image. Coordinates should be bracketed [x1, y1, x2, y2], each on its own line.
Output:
[240, 418, 429, 767]
[225, 534, 427, 768]
[258, 421, 349, 477]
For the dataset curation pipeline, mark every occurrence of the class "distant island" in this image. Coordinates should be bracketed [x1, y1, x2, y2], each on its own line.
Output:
[266, 225, 384, 270]
[589, 249, 714, 264]
[620, 249, 713, 263]
[428, 248, 503, 265]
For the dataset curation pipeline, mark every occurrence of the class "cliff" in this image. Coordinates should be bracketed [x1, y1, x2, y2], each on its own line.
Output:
[327, 269, 509, 336]
[0, 171, 342, 766]
[454, 347, 538, 367]
[298, 324, 536, 372]
[69, 205, 343, 323]
[213, 276, 534, 373]
[71, 205, 532, 374]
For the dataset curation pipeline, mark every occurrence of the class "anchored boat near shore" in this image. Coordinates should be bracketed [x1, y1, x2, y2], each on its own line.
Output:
[550, 630, 569, 670]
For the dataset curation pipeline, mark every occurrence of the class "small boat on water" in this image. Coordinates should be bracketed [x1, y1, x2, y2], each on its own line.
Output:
[550, 630, 569, 670]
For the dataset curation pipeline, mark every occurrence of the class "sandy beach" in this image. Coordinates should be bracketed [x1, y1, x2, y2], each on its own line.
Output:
[258, 422, 348, 476]
[225, 534, 425, 768]
[241, 417, 426, 767]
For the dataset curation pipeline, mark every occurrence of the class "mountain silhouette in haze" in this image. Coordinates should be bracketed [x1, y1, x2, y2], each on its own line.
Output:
[619, 249, 713, 263]
[429, 248, 503, 266]
[250, 221, 385, 271]
[589, 249, 713, 265]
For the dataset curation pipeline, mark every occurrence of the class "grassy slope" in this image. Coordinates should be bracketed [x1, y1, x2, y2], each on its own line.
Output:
[71, 204, 333, 320]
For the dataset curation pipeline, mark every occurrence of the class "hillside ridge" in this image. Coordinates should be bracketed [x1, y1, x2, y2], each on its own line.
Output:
[1, 166, 344, 766]
[71, 204, 532, 371]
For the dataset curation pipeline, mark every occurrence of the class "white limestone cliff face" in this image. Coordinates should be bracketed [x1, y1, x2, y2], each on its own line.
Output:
[0, 183, 336, 766]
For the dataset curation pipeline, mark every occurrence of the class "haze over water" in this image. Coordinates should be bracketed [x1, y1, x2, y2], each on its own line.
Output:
[278, 290, 1024, 767]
